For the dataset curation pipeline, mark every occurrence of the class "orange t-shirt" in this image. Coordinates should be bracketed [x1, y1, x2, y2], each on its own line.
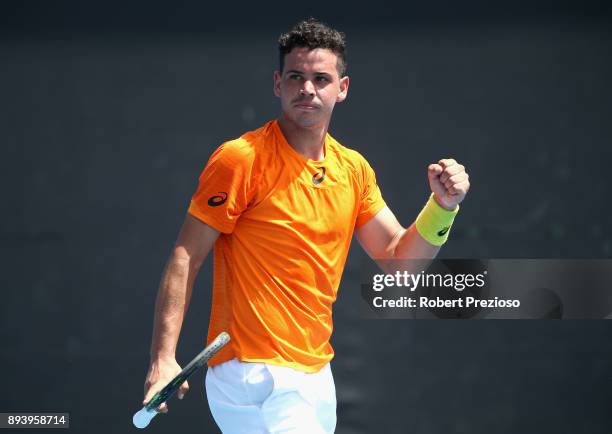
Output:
[188, 120, 386, 372]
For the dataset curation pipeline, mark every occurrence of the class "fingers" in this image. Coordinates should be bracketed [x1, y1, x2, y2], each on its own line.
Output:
[438, 158, 457, 169]
[142, 397, 168, 413]
[429, 158, 471, 204]
[443, 172, 469, 189]
[178, 380, 190, 400]
[435, 159, 469, 186]
[141, 380, 188, 415]
[144, 377, 170, 413]
[143, 384, 169, 413]
[143, 380, 155, 404]
[428, 164, 443, 178]
[448, 180, 470, 195]
[142, 359, 184, 414]
[438, 163, 465, 184]
[428, 164, 443, 173]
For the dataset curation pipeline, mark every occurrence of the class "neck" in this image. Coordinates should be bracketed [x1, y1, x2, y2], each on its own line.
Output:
[277, 114, 328, 161]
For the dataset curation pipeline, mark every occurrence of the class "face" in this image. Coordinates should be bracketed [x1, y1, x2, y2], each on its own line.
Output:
[274, 47, 349, 129]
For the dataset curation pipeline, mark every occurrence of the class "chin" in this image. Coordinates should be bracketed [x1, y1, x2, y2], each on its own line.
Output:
[296, 118, 323, 129]
[295, 111, 327, 128]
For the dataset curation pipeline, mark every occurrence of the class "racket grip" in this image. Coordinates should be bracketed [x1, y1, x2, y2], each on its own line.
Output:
[133, 406, 157, 429]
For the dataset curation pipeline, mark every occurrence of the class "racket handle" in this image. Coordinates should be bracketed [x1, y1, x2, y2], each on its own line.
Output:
[133, 406, 157, 429]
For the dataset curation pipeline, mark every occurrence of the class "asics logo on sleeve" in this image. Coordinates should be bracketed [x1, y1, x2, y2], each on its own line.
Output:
[208, 192, 228, 206]
[312, 167, 326, 185]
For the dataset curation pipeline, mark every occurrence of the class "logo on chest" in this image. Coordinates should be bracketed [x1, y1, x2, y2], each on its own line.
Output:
[312, 167, 326, 185]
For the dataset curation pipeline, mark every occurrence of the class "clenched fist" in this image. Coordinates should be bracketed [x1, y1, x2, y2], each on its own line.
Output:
[427, 158, 470, 211]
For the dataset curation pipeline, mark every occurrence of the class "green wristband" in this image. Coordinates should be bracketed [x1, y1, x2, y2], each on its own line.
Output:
[415, 193, 459, 246]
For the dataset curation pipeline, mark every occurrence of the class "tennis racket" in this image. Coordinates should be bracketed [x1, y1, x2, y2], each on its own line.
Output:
[133, 331, 230, 429]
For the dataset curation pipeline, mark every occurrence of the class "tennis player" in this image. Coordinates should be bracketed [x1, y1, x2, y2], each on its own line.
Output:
[142, 18, 470, 433]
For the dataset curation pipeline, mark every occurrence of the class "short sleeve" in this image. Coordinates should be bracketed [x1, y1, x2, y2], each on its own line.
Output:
[188, 140, 256, 233]
[355, 157, 386, 228]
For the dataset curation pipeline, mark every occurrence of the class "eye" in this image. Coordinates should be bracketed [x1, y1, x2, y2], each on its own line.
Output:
[315, 76, 330, 83]
[289, 74, 302, 80]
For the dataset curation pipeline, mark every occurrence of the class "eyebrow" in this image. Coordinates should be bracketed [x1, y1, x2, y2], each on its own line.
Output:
[286, 69, 332, 77]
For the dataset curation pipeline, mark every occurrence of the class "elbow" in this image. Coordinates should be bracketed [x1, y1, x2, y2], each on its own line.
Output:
[171, 246, 203, 273]
[387, 227, 408, 260]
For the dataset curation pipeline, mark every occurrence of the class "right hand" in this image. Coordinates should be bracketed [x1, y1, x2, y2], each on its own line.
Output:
[143, 357, 189, 413]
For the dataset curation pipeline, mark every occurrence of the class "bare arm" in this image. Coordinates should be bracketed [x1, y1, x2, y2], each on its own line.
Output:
[356, 158, 470, 271]
[356, 206, 441, 272]
[143, 214, 219, 412]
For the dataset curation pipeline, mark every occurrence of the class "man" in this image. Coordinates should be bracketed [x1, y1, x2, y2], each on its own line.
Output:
[142, 18, 470, 433]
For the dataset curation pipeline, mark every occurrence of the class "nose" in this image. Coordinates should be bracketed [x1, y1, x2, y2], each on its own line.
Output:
[300, 80, 315, 96]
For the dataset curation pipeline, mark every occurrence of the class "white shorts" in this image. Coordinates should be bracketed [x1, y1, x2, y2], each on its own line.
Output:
[205, 358, 337, 434]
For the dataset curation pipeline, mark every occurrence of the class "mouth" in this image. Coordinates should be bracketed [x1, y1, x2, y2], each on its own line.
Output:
[294, 103, 320, 110]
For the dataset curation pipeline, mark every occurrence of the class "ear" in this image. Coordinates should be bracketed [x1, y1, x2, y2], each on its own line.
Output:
[336, 75, 350, 103]
[273, 70, 282, 98]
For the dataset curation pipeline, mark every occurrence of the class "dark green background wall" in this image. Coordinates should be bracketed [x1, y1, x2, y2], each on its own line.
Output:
[1, 2, 611, 433]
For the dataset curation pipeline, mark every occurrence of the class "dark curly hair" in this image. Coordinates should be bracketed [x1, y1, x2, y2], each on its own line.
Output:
[278, 18, 347, 77]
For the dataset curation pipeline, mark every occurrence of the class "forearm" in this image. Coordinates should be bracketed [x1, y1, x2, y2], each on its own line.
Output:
[392, 191, 458, 260]
[391, 223, 441, 260]
[358, 159, 468, 273]
[149, 249, 200, 360]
